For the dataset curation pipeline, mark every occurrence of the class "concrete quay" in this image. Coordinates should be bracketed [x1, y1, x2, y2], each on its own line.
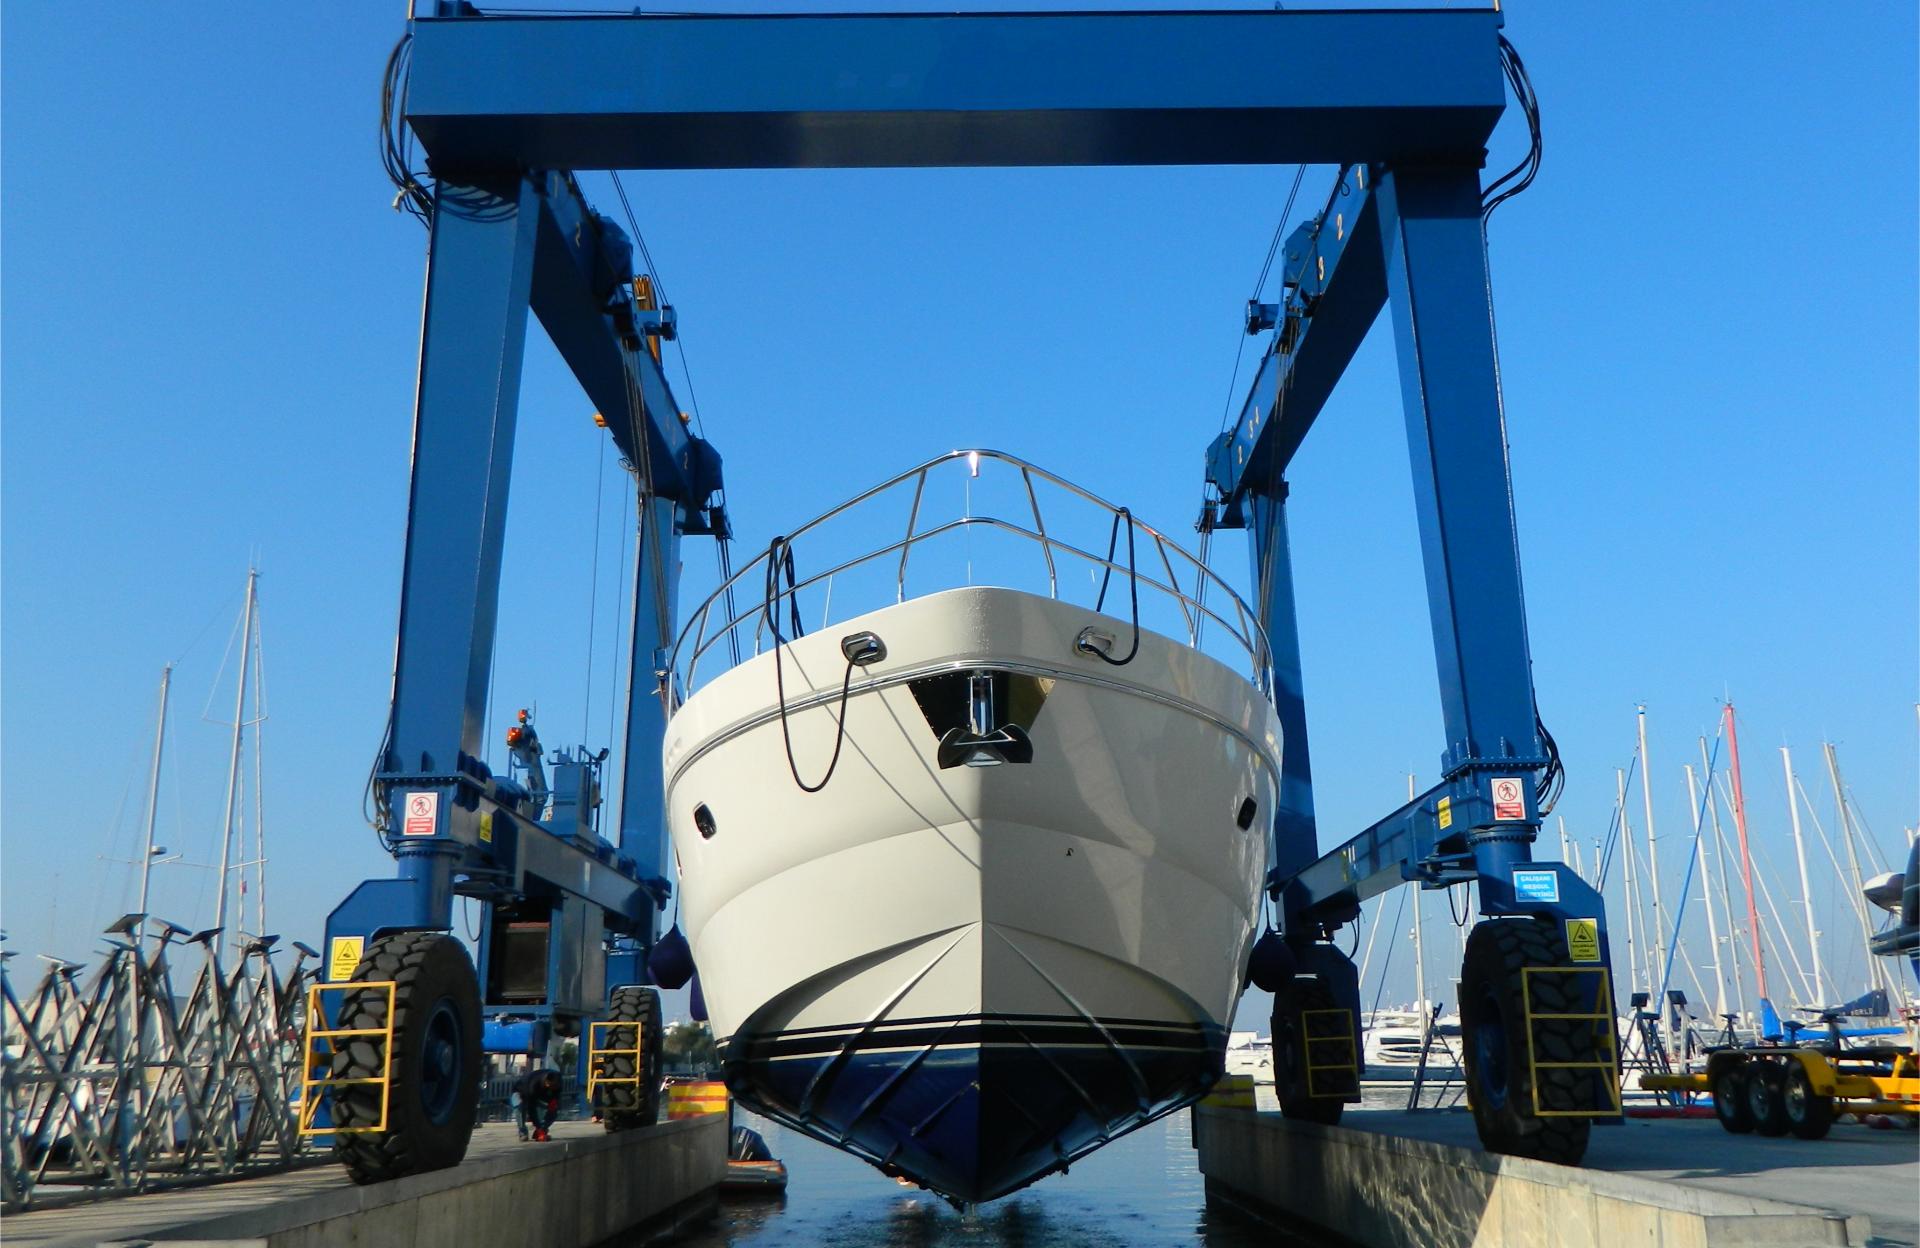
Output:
[1194, 1105, 1918, 1247]
[3, 1116, 726, 1248]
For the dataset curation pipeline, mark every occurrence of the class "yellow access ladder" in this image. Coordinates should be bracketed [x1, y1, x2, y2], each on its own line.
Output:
[296, 980, 398, 1136]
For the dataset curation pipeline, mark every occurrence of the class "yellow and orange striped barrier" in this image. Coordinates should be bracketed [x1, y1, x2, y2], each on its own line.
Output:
[1201, 1073, 1257, 1110]
[667, 1079, 730, 1120]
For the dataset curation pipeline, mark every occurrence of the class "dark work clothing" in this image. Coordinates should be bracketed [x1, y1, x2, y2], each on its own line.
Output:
[516, 1069, 562, 1139]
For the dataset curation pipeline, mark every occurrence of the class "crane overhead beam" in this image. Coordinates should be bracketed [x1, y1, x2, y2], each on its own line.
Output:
[405, 8, 1505, 171]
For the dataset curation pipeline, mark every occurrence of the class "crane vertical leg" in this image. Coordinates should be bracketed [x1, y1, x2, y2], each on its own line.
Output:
[1372, 165, 1616, 1160]
[610, 494, 683, 976]
[1376, 164, 1545, 896]
[1246, 487, 1366, 1125]
[1244, 487, 1318, 886]
[325, 175, 541, 946]
[314, 177, 544, 1184]
[381, 175, 541, 929]
[390, 175, 540, 780]
[594, 495, 683, 1122]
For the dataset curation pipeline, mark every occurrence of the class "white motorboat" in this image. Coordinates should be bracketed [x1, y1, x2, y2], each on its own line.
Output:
[1362, 1008, 1463, 1081]
[661, 451, 1281, 1202]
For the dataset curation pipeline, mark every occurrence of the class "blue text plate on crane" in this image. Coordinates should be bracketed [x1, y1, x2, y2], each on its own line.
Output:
[1511, 869, 1560, 905]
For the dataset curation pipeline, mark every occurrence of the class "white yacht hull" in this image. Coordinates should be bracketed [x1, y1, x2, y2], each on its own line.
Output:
[663, 586, 1279, 1201]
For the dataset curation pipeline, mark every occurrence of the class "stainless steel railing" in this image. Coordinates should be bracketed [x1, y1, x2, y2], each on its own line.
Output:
[669, 449, 1272, 701]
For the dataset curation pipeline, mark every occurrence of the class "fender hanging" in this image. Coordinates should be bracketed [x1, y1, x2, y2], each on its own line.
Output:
[649, 925, 694, 989]
[1247, 929, 1297, 992]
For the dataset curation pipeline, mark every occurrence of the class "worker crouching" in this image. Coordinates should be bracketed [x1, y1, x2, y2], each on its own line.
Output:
[517, 1067, 563, 1142]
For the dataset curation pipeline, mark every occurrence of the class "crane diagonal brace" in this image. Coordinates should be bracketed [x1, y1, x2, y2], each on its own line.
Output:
[1206, 162, 1560, 936]
[529, 170, 723, 516]
[1207, 166, 1385, 512]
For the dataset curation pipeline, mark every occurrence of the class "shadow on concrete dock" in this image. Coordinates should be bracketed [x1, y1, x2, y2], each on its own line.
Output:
[1196, 1106, 1918, 1247]
[4, 1117, 726, 1248]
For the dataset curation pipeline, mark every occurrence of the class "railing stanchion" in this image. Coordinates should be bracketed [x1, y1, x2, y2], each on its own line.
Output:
[687, 599, 710, 691]
[1021, 468, 1059, 599]
[1152, 533, 1197, 645]
[898, 469, 927, 603]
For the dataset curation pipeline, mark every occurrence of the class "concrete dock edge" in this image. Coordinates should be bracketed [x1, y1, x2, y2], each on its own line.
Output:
[45, 1116, 728, 1248]
[1193, 1106, 1871, 1247]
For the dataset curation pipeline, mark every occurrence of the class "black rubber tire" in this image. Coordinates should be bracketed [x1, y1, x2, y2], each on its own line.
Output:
[1459, 918, 1601, 1166]
[1783, 1063, 1834, 1140]
[1749, 1061, 1791, 1137]
[1273, 978, 1351, 1125]
[329, 932, 481, 1184]
[1712, 1062, 1754, 1134]
[599, 985, 662, 1132]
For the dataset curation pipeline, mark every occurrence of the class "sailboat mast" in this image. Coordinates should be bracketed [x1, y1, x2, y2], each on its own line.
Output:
[1700, 735, 1747, 1021]
[137, 664, 173, 926]
[1781, 747, 1825, 1004]
[1616, 767, 1643, 1002]
[1823, 742, 1885, 1001]
[1685, 763, 1727, 1018]
[1723, 703, 1769, 1001]
[1409, 773, 1428, 1044]
[1636, 705, 1669, 1001]
[213, 568, 259, 952]
[251, 622, 268, 940]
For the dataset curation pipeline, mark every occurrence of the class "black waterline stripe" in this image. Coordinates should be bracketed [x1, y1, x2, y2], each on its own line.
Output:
[729, 1020, 1217, 1060]
[739, 1012, 1211, 1040]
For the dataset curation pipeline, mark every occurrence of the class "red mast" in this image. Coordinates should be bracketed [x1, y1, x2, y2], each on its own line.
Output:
[1723, 702, 1769, 1001]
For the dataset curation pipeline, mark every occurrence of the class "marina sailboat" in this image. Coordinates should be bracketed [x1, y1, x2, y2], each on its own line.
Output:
[661, 451, 1280, 1202]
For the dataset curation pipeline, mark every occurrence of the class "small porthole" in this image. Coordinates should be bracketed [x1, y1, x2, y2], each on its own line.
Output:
[1235, 797, 1258, 831]
[694, 803, 718, 840]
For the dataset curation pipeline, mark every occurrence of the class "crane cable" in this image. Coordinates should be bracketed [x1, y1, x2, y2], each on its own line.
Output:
[608, 169, 740, 676]
[379, 32, 432, 227]
[1250, 166, 1353, 613]
[1482, 34, 1542, 225]
[1480, 31, 1558, 806]
[1216, 163, 1309, 440]
[1204, 161, 1317, 667]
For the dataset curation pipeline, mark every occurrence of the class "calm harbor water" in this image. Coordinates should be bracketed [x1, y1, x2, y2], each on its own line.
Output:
[659, 1094, 1353, 1248]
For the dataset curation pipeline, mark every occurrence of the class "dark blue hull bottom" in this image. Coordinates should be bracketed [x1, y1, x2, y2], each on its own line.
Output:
[722, 1014, 1225, 1203]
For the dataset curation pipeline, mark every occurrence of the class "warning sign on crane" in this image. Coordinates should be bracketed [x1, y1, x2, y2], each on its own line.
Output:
[329, 936, 364, 982]
[402, 791, 439, 837]
[1566, 918, 1601, 963]
[1490, 776, 1525, 821]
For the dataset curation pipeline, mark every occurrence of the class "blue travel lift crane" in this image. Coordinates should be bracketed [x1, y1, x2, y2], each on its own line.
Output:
[310, 2, 1620, 1183]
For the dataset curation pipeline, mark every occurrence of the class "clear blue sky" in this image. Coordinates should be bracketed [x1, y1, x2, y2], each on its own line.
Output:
[4, 4, 1915, 1023]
